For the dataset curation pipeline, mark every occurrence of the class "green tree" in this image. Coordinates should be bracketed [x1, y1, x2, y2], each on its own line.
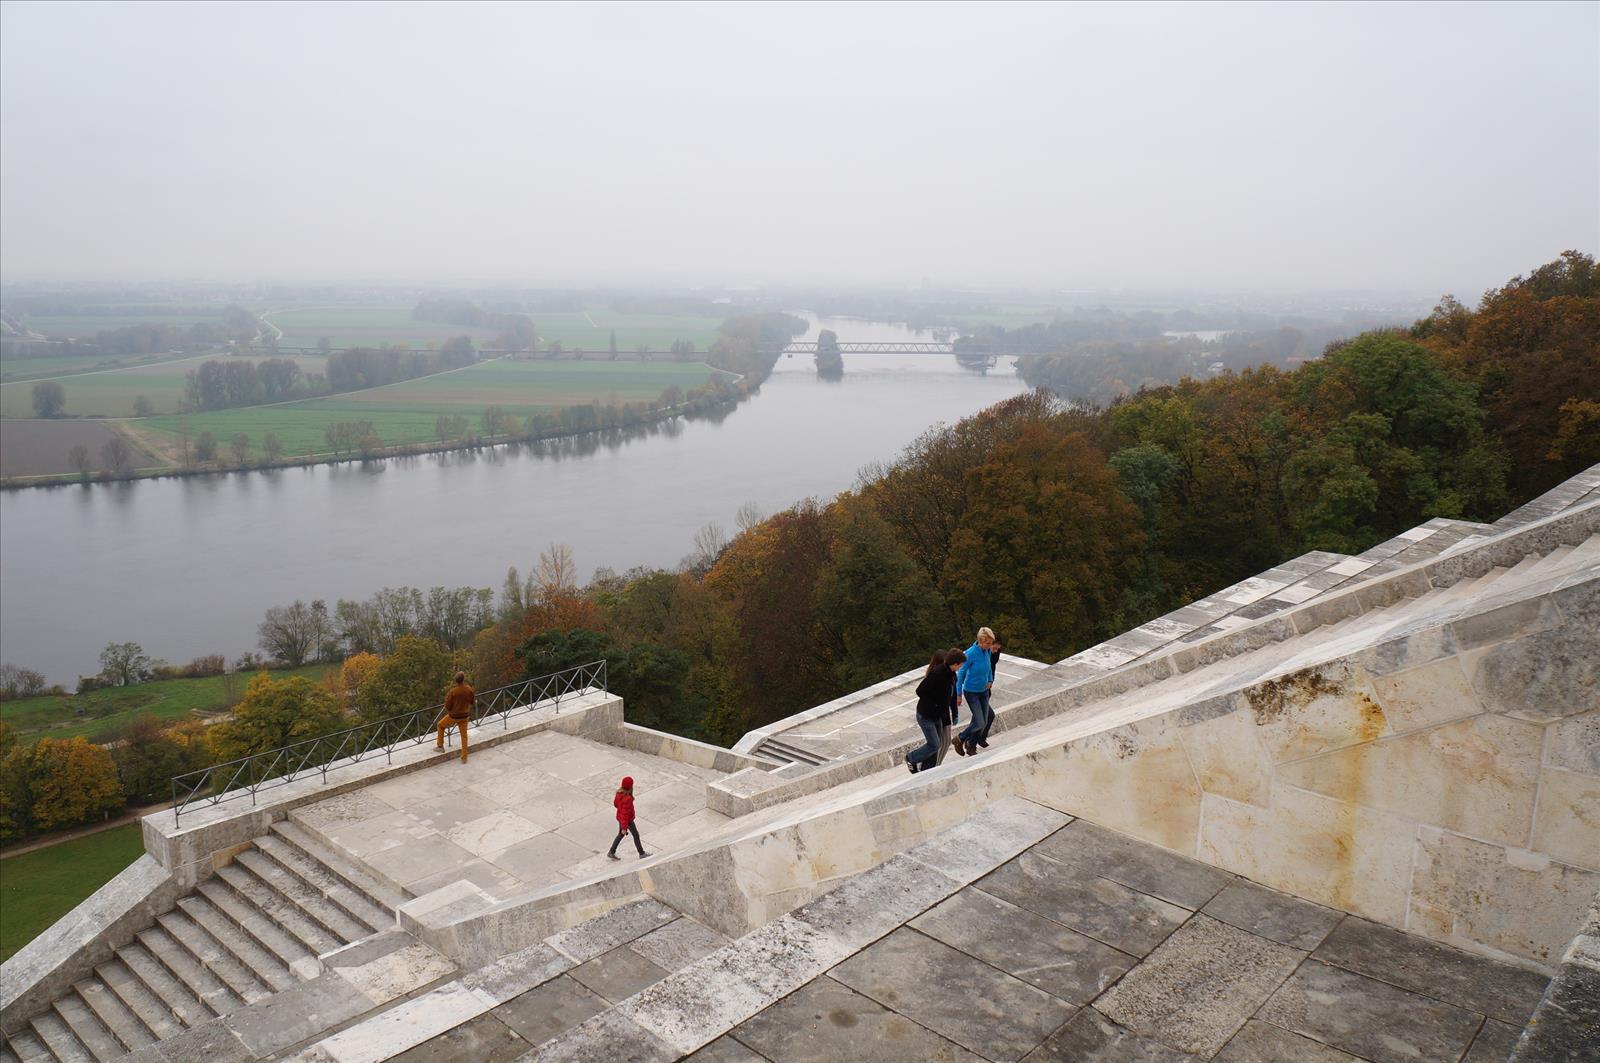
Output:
[99, 642, 150, 686]
[355, 635, 454, 722]
[31, 380, 65, 417]
[814, 329, 844, 379]
[132, 395, 153, 417]
[816, 498, 947, 687]
[207, 673, 349, 765]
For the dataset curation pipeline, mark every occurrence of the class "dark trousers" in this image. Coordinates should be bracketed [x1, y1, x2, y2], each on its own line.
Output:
[958, 689, 992, 744]
[907, 715, 942, 771]
[609, 821, 645, 856]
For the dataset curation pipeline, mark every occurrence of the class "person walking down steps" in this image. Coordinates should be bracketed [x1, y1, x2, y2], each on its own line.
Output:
[608, 776, 651, 859]
[435, 671, 475, 763]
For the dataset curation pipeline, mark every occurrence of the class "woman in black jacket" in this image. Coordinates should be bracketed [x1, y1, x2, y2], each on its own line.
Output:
[907, 649, 962, 773]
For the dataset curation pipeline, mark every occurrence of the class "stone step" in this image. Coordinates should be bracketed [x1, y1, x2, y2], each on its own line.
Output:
[759, 738, 829, 766]
[116, 941, 216, 1028]
[95, 956, 188, 1040]
[3, 1031, 53, 1063]
[72, 977, 156, 1053]
[200, 875, 323, 971]
[270, 820, 409, 916]
[234, 848, 373, 942]
[253, 834, 393, 934]
[136, 924, 247, 1015]
[50, 994, 123, 1062]
[160, 905, 278, 1002]
[1521, 543, 1577, 583]
[26, 1012, 93, 1063]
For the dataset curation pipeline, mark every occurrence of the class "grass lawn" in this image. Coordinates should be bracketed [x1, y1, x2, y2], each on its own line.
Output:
[1, 664, 335, 743]
[132, 360, 732, 459]
[0, 823, 147, 962]
[0, 354, 328, 418]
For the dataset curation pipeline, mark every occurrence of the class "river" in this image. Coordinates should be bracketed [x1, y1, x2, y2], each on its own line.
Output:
[0, 316, 1025, 685]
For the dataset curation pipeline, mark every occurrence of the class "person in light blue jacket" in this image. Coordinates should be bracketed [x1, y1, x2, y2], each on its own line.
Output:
[953, 627, 996, 756]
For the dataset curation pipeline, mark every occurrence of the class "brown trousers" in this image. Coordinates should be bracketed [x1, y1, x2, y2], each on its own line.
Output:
[436, 716, 469, 761]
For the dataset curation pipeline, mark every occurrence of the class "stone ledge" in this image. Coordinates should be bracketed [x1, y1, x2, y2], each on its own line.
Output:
[0, 854, 179, 1034]
[591, 722, 776, 775]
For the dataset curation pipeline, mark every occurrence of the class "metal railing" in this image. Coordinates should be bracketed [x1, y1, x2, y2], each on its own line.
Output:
[170, 660, 607, 824]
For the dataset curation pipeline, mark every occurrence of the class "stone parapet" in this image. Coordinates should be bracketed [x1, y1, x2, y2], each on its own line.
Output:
[0, 855, 180, 1035]
[591, 722, 777, 775]
[142, 691, 621, 889]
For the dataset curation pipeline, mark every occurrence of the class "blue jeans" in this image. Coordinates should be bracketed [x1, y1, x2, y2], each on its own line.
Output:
[907, 715, 942, 770]
[958, 689, 991, 744]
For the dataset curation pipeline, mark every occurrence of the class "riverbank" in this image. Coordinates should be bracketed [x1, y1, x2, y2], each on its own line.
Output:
[0, 383, 750, 491]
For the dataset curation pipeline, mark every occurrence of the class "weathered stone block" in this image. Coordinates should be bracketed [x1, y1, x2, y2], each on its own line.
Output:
[1279, 714, 1542, 848]
[1467, 621, 1600, 721]
[1198, 786, 1414, 927]
[1411, 828, 1600, 967]
[1179, 706, 1271, 806]
[1369, 656, 1481, 732]
[1021, 724, 1202, 853]
[1532, 767, 1600, 872]
[1096, 914, 1304, 1057]
[1246, 662, 1390, 764]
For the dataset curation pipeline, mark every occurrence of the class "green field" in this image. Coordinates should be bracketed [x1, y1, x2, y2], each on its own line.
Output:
[0, 353, 327, 418]
[0, 823, 146, 962]
[133, 359, 730, 458]
[1, 664, 335, 743]
[534, 311, 725, 351]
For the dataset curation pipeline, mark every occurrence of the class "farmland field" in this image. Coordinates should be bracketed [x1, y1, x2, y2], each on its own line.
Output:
[21, 313, 225, 338]
[0, 420, 163, 477]
[0, 353, 328, 418]
[263, 306, 502, 349]
[0, 352, 178, 383]
[132, 359, 732, 458]
[264, 306, 726, 353]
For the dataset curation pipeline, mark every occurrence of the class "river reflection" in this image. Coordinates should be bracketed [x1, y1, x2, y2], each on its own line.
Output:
[1, 319, 1024, 684]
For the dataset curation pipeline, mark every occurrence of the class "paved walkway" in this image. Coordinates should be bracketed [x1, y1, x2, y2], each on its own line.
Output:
[292, 730, 731, 900]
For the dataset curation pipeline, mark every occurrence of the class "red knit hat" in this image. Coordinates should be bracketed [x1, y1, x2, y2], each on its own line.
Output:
[622, 776, 634, 789]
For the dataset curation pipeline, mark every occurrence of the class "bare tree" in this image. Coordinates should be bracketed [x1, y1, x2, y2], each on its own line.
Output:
[67, 444, 91, 478]
[258, 601, 321, 666]
[264, 433, 284, 462]
[230, 433, 251, 466]
[683, 521, 728, 574]
[533, 543, 577, 599]
[736, 501, 765, 533]
[101, 436, 135, 477]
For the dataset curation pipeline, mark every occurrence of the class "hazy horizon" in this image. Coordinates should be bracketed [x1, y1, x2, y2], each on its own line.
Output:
[2, 1, 1596, 296]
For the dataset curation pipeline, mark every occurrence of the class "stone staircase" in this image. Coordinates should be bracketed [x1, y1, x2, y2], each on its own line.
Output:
[0, 823, 408, 1063]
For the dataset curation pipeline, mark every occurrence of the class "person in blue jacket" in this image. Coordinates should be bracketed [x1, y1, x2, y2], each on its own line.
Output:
[953, 627, 996, 756]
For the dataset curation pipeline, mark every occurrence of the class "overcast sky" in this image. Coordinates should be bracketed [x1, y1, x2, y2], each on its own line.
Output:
[1, 0, 1595, 296]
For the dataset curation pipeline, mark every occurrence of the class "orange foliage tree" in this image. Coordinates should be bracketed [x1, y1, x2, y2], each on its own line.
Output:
[29, 737, 123, 830]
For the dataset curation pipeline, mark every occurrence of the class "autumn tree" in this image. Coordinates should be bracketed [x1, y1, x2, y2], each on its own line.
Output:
[207, 673, 349, 766]
[195, 430, 218, 463]
[230, 433, 251, 466]
[29, 737, 123, 830]
[114, 716, 207, 805]
[355, 635, 454, 722]
[258, 600, 328, 666]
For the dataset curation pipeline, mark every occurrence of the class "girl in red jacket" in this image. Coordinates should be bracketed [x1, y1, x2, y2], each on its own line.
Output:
[607, 776, 650, 859]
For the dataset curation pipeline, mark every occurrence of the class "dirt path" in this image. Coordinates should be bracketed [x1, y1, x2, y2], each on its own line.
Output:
[0, 800, 171, 860]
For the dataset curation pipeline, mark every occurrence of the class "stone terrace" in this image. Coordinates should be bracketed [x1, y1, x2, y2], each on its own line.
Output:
[293, 731, 732, 900]
[309, 798, 1556, 1062]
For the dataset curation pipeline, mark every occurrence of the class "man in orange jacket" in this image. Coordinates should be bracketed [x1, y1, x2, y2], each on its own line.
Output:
[435, 671, 475, 763]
